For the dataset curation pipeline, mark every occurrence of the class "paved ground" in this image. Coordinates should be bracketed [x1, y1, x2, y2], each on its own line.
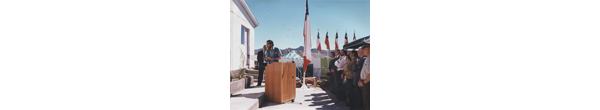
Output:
[249, 82, 359, 110]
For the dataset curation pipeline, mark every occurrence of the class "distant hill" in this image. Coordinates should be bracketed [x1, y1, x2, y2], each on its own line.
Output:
[255, 46, 336, 57]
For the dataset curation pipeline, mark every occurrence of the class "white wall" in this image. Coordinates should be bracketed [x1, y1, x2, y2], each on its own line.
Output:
[230, 0, 256, 70]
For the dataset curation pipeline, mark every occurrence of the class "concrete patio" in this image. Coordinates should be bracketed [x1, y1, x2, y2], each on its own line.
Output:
[231, 82, 357, 110]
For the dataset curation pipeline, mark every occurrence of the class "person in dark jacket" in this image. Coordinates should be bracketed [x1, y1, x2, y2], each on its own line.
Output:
[256, 45, 267, 86]
[352, 47, 367, 109]
[327, 52, 336, 81]
[329, 50, 340, 94]
[358, 45, 370, 110]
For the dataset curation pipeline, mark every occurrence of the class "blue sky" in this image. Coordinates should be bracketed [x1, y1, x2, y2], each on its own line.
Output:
[246, 0, 370, 50]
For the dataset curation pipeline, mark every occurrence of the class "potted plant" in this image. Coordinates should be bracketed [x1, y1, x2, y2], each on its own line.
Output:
[238, 68, 247, 79]
[230, 76, 233, 82]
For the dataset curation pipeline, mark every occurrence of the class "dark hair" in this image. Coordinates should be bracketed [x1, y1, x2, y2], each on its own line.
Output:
[267, 40, 274, 46]
[346, 55, 352, 60]
[341, 50, 347, 55]
[351, 51, 358, 57]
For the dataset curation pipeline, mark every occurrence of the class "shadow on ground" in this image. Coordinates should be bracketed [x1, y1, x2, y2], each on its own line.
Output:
[230, 92, 263, 99]
[259, 100, 303, 108]
[312, 82, 364, 110]
[302, 84, 356, 110]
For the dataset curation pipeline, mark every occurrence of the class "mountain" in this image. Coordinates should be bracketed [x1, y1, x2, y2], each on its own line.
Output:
[255, 46, 336, 58]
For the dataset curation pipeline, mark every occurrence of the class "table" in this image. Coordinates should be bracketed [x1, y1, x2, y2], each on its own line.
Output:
[304, 77, 316, 88]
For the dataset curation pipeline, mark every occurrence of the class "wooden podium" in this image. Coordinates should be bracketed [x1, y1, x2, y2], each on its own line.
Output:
[264, 62, 296, 104]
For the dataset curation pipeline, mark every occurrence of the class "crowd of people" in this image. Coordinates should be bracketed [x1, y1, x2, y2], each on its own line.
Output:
[256, 39, 370, 110]
[327, 45, 370, 110]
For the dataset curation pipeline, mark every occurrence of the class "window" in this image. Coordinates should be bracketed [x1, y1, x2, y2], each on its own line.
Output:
[241, 26, 249, 44]
[241, 26, 244, 44]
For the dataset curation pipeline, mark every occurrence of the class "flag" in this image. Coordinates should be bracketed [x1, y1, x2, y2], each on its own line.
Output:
[354, 31, 356, 41]
[324, 32, 330, 51]
[352, 31, 356, 51]
[316, 32, 321, 52]
[335, 32, 339, 50]
[302, 0, 311, 73]
[344, 32, 348, 45]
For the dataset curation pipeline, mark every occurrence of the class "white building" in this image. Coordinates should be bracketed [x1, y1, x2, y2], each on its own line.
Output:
[230, 0, 259, 71]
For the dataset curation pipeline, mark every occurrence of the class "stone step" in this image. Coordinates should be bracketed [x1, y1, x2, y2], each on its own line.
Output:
[246, 69, 259, 74]
[230, 83, 266, 110]
[230, 78, 246, 95]
[231, 76, 255, 95]
[230, 97, 259, 110]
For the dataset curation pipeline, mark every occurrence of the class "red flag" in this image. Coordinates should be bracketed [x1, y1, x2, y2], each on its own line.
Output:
[324, 32, 330, 51]
[316, 32, 321, 52]
[302, 0, 312, 73]
[344, 32, 348, 45]
[303, 56, 311, 73]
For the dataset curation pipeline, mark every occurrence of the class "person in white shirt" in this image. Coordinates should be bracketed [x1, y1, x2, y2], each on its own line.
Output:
[334, 49, 348, 101]
[335, 50, 348, 78]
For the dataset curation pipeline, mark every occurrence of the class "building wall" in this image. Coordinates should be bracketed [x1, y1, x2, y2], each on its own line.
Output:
[230, 0, 256, 70]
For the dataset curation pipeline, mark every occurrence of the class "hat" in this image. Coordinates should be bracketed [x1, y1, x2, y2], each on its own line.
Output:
[361, 44, 370, 48]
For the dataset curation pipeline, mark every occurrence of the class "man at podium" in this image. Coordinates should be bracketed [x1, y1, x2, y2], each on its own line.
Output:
[265, 40, 281, 65]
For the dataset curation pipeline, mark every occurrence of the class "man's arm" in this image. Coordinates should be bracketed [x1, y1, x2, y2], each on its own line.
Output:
[335, 57, 346, 68]
[330, 58, 337, 72]
[359, 58, 369, 86]
[358, 80, 364, 87]
[334, 57, 343, 68]
[275, 56, 281, 60]
[263, 51, 268, 60]
[358, 74, 369, 87]
[258, 52, 263, 64]
[360, 58, 369, 78]
[275, 49, 282, 60]
[364, 74, 370, 83]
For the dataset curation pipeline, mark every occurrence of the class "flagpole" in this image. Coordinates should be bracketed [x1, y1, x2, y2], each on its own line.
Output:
[301, 0, 309, 90]
[317, 28, 321, 81]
